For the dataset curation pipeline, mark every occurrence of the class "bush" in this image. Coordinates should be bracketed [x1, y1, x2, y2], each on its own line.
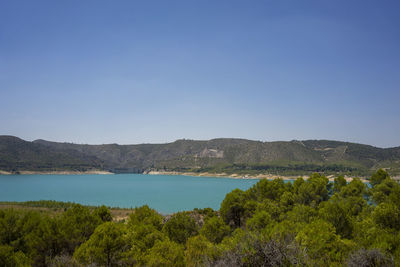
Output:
[346, 248, 394, 267]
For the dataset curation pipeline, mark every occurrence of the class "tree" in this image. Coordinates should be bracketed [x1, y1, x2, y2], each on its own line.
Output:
[293, 177, 305, 195]
[144, 239, 185, 267]
[162, 212, 198, 244]
[370, 177, 400, 205]
[257, 199, 282, 220]
[59, 204, 102, 253]
[318, 196, 354, 239]
[248, 178, 287, 202]
[269, 219, 303, 242]
[372, 202, 400, 230]
[0, 210, 62, 266]
[352, 217, 399, 257]
[93, 205, 112, 222]
[74, 222, 127, 267]
[193, 207, 216, 219]
[128, 205, 163, 230]
[333, 175, 347, 193]
[296, 219, 353, 263]
[339, 178, 366, 198]
[295, 173, 330, 207]
[220, 189, 246, 227]
[185, 235, 215, 267]
[284, 204, 317, 224]
[126, 223, 166, 253]
[370, 169, 390, 187]
[200, 216, 230, 244]
[0, 209, 20, 245]
[279, 191, 295, 211]
[18, 212, 59, 266]
[246, 210, 273, 232]
[0, 245, 30, 267]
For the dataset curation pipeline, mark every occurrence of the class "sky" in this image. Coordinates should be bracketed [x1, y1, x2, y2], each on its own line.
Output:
[1, 0, 399, 147]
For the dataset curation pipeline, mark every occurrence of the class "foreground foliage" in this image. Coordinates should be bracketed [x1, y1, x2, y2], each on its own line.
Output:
[0, 169, 399, 266]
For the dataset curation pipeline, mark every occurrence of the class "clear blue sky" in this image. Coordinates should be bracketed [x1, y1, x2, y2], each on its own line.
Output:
[1, 0, 399, 147]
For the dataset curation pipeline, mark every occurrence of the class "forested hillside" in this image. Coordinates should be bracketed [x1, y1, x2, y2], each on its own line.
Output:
[1, 135, 400, 176]
[0, 169, 399, 266]
[0, 136, 104, 172]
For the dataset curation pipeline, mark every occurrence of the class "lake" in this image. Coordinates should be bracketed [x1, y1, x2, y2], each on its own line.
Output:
[0, 174, 259, 213]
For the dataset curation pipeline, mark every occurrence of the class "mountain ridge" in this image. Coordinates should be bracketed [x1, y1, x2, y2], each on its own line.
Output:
[1, 135, 400, 176]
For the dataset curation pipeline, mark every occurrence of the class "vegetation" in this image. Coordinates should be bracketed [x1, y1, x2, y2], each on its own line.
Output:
[2, 136, 400, 176]
[0, 200, 80, 209]
[0, 136, 103, 172]
[0, 169, 400, 266]
[187, 162, 370, 176]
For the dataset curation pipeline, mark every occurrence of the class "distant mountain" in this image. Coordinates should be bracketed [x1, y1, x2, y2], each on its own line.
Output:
[1, 135, 399, 176]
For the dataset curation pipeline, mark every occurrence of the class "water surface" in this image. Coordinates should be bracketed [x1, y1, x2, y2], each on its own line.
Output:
[0, 174, 258, 213]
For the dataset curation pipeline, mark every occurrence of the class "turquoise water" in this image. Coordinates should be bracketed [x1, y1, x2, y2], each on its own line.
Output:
[0, 174, 258, 213]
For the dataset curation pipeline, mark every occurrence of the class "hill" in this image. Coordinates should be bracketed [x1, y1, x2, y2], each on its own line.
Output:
[1, 135, 399, 176]
[0, 136, 104, 172]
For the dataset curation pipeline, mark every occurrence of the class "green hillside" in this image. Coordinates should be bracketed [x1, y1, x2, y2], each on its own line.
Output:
[1, 136, 400, 176]
[0, 136, 104, 172]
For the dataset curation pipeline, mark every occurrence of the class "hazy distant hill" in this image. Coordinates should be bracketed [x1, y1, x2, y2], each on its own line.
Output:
[1, 135, 399, 176]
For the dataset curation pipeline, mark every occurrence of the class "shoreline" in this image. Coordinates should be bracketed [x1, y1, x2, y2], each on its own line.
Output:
[146, 170, 369, 183]
[0, 169, 371, 183]
[0, 170, 114, 175]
